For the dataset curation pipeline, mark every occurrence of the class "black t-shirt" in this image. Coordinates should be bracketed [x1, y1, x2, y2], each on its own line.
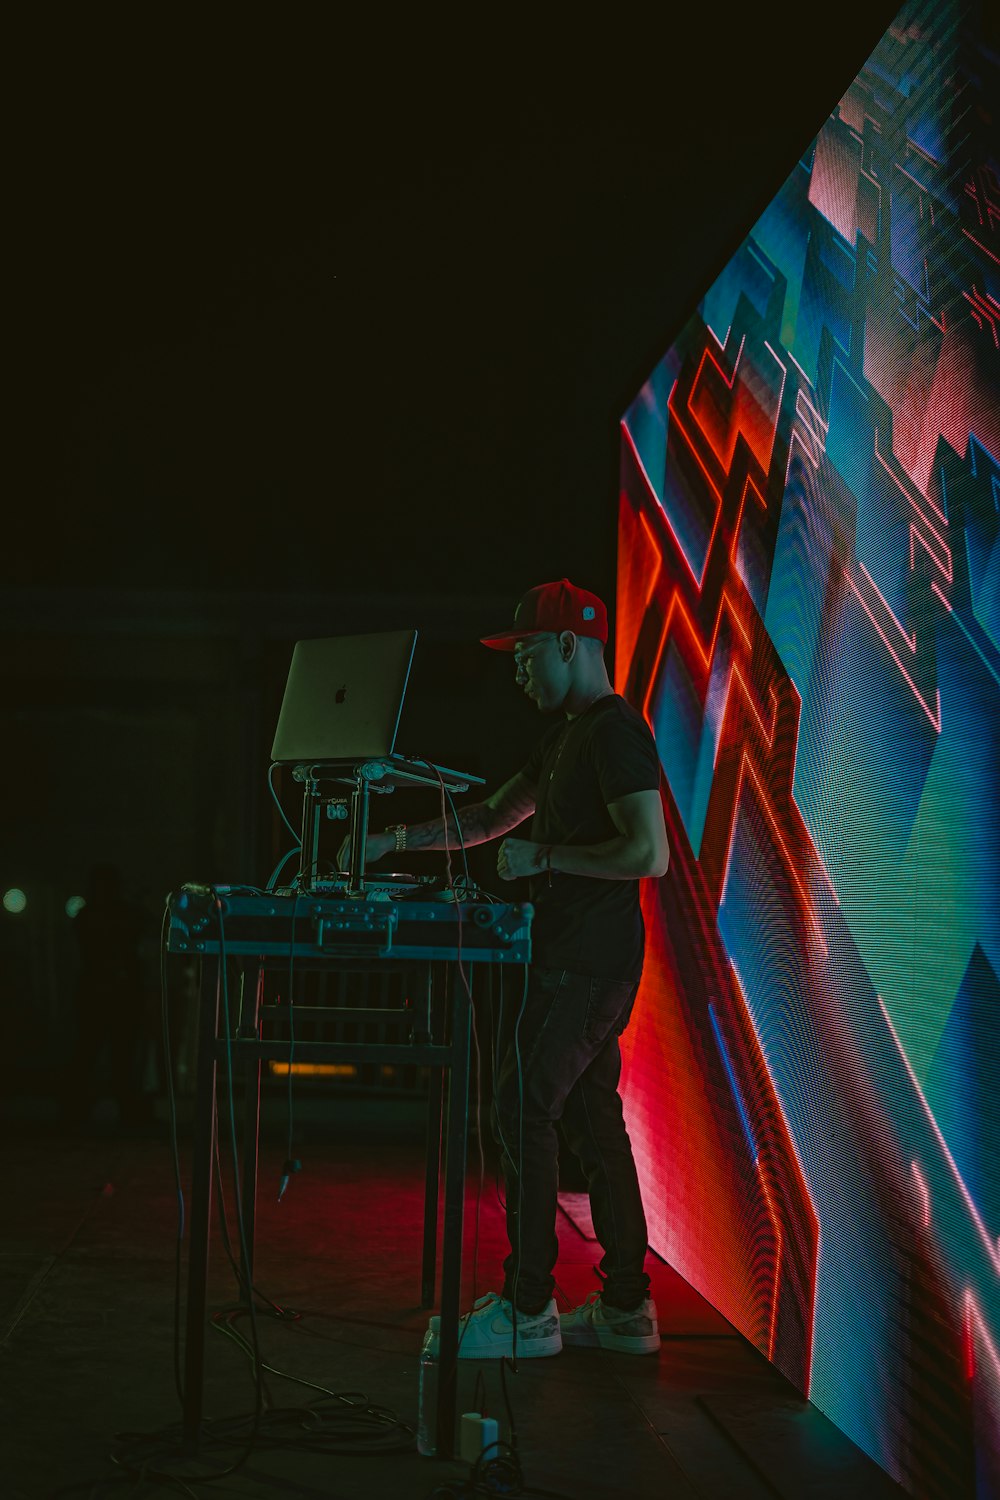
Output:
[521, 694, 662, 981]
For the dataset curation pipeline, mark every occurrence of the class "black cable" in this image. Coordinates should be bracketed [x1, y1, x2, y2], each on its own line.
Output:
[435, 777, 487, 1332]
[109, 903, 266, 1489]
[140, 895, 263, 1490]
[412, 757, 494, 1364]
[202, 960, 298, 1323]
[159, 900, 186, 1409]
[265, 843, 301, 892]
[267, 762, 301, 843]
[50, 1473, 199, 1498]
[279, 894, 302, 1205]
[212, 1125, 295, 1322]
[491, 965, 508, 1215]
[207, 1307, 414, 1454]
[114, 890, 415, 1493]
[115, 900, 268, 1489]
[213, 903, 267, 1440]
[409, 754, 472, 891]
[440, 782, 472, 889]
[509, 962, 530, 1367]
[479, 960, 530, 1362]
[425, 1355, 578, 1500]
[104, 1305, 416, 1488]
[469, 1001, 485, 1310]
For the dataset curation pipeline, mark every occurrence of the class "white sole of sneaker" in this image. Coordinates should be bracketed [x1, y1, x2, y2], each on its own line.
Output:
[599, 1331, 660, 1354]
[461, 1336, 563, 1360]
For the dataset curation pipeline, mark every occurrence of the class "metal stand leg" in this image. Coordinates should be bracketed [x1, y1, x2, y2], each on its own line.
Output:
[181, 958, 220, 1453]
[436, 966, 472, 1461]
[421, 1069, 444, 1308]
[421, 965, 443, 1307]
[347, 777, 371, 896]
[297, 777, 322, 891]
[165, 882, 517, 1470]
[239, 966, 264, 1302]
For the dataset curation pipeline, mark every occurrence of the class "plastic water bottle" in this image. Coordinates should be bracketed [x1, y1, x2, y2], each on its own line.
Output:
[417, 1333, 438, 1456]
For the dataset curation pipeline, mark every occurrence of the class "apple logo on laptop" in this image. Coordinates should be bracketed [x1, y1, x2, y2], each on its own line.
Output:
[335, 685, 347, 704]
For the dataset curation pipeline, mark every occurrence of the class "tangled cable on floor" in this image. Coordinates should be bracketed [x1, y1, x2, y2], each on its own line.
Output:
[424, 1359, 576, 1500]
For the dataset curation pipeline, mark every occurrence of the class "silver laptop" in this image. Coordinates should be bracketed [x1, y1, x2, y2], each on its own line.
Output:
[270, 629, 418, 764]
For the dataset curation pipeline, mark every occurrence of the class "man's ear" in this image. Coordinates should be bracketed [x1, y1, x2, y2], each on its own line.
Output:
[559, 631, 575, 661]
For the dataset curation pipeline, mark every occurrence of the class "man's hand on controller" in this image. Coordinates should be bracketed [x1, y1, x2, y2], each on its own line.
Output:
[336, 830, 395, 870]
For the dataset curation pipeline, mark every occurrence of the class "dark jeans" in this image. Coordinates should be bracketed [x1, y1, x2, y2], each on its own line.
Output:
[490, 965, 651, 1314]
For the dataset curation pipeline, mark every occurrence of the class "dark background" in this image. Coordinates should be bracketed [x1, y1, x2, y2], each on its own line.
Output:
[3, 6, 899, 1076]
[9, 6, 900, 598]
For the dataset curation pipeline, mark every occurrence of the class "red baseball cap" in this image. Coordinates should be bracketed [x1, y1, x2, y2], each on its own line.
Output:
[480, 578, 609, 651]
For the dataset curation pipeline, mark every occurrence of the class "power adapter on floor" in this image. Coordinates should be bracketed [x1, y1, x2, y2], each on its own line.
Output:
[459, 1411, 499, 1464]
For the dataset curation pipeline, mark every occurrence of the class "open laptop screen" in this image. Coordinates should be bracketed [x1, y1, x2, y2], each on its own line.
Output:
[270, 629, 418, 764]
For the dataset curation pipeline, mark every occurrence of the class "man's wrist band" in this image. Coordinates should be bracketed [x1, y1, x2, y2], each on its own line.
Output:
[387, 824, 407, 853]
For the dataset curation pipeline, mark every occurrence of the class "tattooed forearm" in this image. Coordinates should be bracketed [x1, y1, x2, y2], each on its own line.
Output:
[401, 772, 536, 851]
[403, 801, 502, 851]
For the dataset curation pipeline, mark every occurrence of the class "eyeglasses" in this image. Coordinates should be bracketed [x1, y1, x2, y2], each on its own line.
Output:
[513, 636, 556, 678]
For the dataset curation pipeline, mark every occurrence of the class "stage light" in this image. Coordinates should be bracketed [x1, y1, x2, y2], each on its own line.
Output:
[3, 889, 27, 914]
[65, 896, 86, 918]
[268, 1062, 358, 1078]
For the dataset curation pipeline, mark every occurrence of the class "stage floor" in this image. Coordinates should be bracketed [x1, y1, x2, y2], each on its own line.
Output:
[1, 1103, 902, 1499]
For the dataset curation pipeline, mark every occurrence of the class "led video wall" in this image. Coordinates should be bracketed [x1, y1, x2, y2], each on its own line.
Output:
[615, 2, 998, 1494]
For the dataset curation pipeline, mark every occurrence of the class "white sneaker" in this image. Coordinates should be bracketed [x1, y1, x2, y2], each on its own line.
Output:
[560, 1290, 660, 1354]
[425, 1292, 562, 1359]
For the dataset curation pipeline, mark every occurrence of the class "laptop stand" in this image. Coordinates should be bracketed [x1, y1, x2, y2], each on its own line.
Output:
[289, 756, 485, 895]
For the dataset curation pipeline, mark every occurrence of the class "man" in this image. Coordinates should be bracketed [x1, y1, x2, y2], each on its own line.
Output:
[360, 579, 668, 1357]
